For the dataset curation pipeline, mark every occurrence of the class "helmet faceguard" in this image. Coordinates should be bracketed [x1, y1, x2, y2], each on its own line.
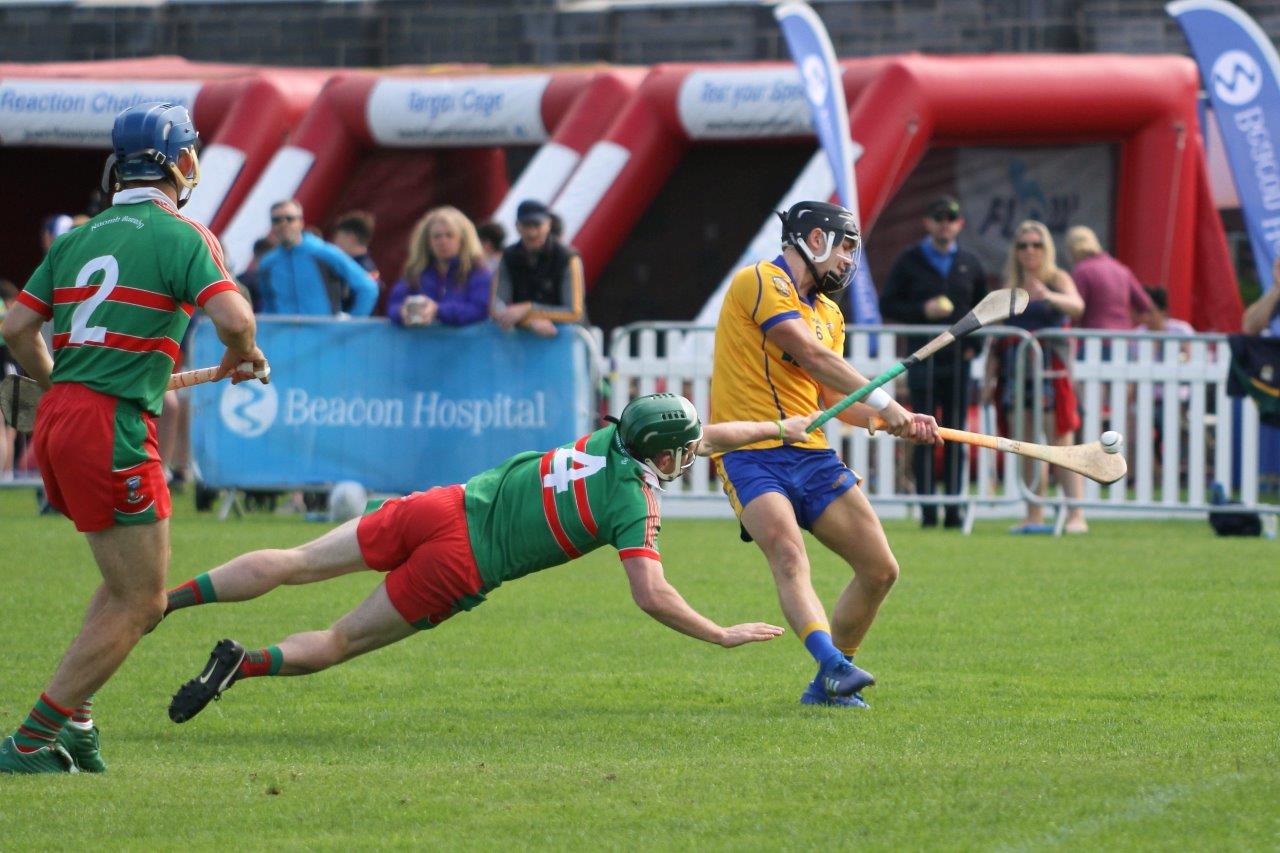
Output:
[103, 102, 201, 207]
[614, 393, 704, 482]
[778, 201, 861, 296]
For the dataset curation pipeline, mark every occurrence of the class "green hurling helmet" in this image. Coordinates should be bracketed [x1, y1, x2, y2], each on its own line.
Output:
[616, 393, 704, 481]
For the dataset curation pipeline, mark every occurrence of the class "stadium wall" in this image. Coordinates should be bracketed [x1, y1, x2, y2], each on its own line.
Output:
[2, 0, 1280, 67]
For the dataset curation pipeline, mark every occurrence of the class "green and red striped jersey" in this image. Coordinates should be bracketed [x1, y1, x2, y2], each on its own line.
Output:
[463, 425, 661, 592]
[17, 188, 239, 415]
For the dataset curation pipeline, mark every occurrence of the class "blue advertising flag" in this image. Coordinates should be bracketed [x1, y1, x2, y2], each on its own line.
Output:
[774, 1, 881, 326]
[1169, 0, 1280, 306]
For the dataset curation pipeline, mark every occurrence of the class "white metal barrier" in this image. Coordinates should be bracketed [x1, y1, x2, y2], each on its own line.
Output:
[608, 322, 1278, 526]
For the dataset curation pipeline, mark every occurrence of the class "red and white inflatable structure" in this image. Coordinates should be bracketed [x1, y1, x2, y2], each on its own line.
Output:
[553, 55, 1238, 330]
[0, 58, 325, 279]
[219, 68, 642, 275]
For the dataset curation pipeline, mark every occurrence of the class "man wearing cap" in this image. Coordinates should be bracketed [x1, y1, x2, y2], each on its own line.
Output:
[491, 200, 585, 337]
[880, 196, 988, 528]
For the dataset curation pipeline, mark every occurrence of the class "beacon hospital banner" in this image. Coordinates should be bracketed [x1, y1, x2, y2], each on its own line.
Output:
[190, 319, 593, 492]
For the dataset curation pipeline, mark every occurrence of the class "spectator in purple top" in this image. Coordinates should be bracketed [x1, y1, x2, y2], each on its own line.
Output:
[387, 207, 492, 328]
[1066, 226, 1160, 332]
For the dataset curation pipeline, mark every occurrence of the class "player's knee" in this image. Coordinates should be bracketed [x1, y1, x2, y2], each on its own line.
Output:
[766, 541, 809, 583]
[863, 555, 899, 591]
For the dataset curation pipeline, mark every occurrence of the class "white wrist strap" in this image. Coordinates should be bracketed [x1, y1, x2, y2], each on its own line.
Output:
[866, 387, 893, 411]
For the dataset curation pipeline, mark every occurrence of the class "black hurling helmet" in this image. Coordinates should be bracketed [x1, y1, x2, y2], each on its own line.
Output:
[777, 200, 861, 296]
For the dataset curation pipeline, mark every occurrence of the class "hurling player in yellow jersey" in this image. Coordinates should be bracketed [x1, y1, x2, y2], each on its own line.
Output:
[712, 201, 939, 708]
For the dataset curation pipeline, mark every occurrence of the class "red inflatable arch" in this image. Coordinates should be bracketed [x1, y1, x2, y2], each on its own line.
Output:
[0, 58, 325, 281]
[220, 68, 642, 279]
[560, 55, 1239, 330]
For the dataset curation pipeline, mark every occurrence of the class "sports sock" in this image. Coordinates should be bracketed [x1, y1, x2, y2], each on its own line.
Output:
[165, 573, 218, 614]
[800, 622, 846, 670]
[837, 645, 859, 661]
[237, 646, 284, 679]
[12, 693, 72, 753]
[66, 695, 95, 731]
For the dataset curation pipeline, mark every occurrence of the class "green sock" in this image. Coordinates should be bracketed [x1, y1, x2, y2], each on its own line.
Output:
[237, 646, 284, 679]
[166, 573, 218, 614]
[12, 693, 71, 751]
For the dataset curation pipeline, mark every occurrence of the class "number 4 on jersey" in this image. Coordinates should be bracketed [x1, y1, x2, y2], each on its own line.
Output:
[541, 448, 605, 493]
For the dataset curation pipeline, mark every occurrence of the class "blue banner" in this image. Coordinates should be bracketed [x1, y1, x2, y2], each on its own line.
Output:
[190, 318, 592, 492]
[1169, 0, 1280, 318]
[774, 1, 881, 326]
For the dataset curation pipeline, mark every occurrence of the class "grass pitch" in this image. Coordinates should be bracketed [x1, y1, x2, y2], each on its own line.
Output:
[0, 489, 1277, 850]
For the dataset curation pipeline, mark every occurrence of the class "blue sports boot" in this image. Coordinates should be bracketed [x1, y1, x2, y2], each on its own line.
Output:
[815, 658, 875, 698]
[800, 678, 870, 708]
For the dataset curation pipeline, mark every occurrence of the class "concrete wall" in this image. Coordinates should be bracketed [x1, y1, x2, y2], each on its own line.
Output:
[2, 0, 1278, 67]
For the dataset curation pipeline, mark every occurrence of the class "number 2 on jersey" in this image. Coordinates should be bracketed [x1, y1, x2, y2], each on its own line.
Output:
[541, 448, 606, 493]
[69, 255, 120, 345]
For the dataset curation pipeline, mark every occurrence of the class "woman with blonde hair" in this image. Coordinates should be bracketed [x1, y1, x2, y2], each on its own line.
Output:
[982, 220, 1089, 533]
[387, 206, 492, 328]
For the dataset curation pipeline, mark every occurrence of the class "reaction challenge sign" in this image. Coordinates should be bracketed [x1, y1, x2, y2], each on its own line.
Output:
[190, 318, 592, 493]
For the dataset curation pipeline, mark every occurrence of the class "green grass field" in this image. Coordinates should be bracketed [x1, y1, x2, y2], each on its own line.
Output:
[1, 489, 1277, 850]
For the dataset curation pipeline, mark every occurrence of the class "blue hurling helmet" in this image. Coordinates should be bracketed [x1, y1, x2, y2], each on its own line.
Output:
[104, 102, 201, 204]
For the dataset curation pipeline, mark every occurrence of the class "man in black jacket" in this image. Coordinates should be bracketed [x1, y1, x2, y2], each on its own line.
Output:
[492, 200, 585, 337]
[880, 196, 988, 527]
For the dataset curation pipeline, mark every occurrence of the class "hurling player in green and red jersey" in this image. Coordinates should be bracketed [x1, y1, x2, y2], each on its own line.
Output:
[164, 395, 815, 723]
[0, 104, 268, 774]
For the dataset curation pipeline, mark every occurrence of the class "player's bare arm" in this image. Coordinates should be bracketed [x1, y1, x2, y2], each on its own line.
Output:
[203, 290, 269, 384]
[622, 555, 783, 647]
[0, 303, 54, 389]
[765, 317, 938, 443]
[697, 413, 819, 456]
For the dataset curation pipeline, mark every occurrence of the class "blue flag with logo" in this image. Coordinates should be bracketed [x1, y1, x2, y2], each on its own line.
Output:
[775, 1, 881, 327]
[1169, 0, 1280, 320]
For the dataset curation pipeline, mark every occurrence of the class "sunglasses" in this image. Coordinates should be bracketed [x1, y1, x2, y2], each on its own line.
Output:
[271, 214, 300, 224]
[930, 212, 960, 222]
[1015, 241, 1045, 250]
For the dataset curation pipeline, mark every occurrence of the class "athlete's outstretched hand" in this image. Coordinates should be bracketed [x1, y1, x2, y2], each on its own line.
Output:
[719, 622, 785, 648]
[781, 412, 821, 444]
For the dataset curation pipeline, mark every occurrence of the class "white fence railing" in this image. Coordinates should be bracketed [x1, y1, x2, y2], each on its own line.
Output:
[608, 322, 1279, 527]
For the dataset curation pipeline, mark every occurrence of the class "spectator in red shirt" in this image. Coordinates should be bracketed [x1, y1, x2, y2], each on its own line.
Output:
[1066, 226, 1159, 332]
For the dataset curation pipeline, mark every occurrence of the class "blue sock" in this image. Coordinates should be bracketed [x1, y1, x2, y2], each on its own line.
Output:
[803, 628, 846, 671]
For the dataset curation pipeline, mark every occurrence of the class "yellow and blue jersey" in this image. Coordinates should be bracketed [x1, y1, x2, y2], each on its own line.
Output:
[711, 255, 846, 453]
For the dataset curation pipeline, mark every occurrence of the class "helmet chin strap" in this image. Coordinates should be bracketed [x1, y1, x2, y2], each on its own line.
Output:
[791, 230, 850, 296]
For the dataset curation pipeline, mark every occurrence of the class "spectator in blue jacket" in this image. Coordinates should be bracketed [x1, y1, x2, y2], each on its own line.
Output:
[257, 199, 378, 316]
[387, 206, 492, 328]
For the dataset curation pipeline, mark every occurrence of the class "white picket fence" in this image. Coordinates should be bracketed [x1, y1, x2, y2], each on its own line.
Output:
[608, 322, 1279, 527]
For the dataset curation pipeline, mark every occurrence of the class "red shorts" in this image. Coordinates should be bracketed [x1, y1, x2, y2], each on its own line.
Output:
[34, 383, 170, 533]
[357, 484, 485, 630]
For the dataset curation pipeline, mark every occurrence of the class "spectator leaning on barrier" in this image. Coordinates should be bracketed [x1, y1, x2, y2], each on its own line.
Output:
[476, 220, 506, 270]
[983, 219, 1088, 535]
[1242, 256, 1280, 335]
[880, 195, 988, 529]
[387, 206, 492, 329]
[257, 199, 377, 317]
[492, 200, 585, 338]
[1066, 225, 1159, 333]
[331, 210, 385, 315]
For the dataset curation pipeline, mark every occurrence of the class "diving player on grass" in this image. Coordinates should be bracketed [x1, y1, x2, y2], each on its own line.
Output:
[0, 103, 267, 774]
[165, 395, 812, 723]
[711, 201, 939, 709]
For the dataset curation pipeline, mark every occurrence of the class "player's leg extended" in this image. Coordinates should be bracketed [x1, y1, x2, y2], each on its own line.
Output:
[740, 494, 871, 698]
[166, 517, 370, 613]
[810, 484, 900, 657]
[168, 582, 415, 723]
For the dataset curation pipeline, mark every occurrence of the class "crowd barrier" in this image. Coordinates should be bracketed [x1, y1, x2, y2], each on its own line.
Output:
[189, 317, 600, 494]
[608, 322, 1280, 530]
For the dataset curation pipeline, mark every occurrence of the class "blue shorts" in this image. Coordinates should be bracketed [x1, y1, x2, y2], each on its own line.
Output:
[718, 446, 860, 531]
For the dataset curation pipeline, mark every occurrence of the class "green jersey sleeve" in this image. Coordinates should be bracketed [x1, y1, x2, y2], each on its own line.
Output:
[609, 477, 662, 562]
[162, 215, 238, 307]
[16, 255, 55, 320]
